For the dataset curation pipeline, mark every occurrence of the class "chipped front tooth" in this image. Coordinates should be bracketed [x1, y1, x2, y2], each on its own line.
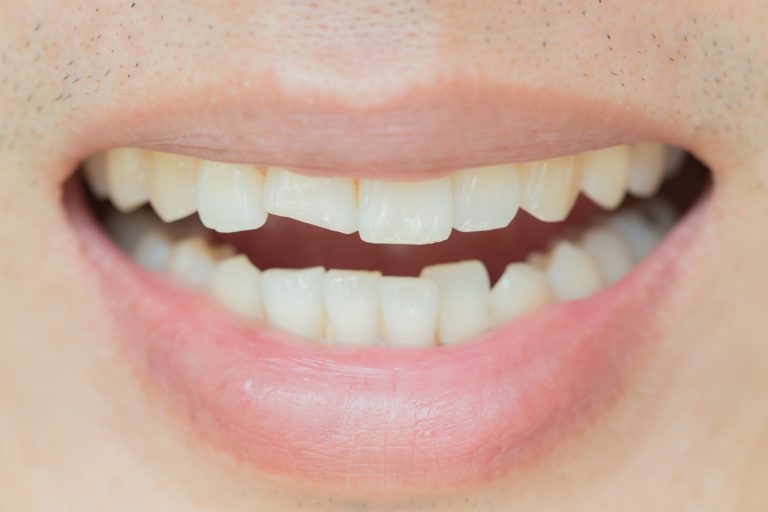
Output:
[197, 161, 268, 233]
[520, 156, 581, 222]
[323, 270, 381, 346]
[421, 260, 490, 345]
[210, 255, 264, 321]
[106, 148, 151, 212]
[580, 227, 634, 284]
[261, 267, 325, 340]
[131, 229, 173, 272]
[601, 210, 663, 261]
[546, 241, 603, 301]
[452, 164, 521, 232]
[490, 263, 553, 326]
[579, 145, 630, 210]
[627, 143, 666, 198]
[83, 154, 109, 199]
[149, 152, 200, 222]
[379, 277, 439, 347]
[166, 236, 217, 287]
[264, 168, 357, 234]
[358, 177, 453, 244]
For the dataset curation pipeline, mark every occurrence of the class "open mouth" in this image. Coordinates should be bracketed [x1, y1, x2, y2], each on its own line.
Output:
[67, 130, 709, 494]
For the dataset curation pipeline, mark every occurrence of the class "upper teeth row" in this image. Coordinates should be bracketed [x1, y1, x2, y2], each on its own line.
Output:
[84, 143, 682, 245]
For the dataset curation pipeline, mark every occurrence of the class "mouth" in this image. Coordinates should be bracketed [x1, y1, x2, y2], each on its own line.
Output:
[63, 90, 710, 495]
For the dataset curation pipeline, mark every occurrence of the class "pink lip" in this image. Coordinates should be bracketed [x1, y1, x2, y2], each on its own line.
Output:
[67, 182, 707, 495]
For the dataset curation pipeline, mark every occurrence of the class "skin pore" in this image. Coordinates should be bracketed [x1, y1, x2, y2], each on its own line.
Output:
[2, 0, 768, 510]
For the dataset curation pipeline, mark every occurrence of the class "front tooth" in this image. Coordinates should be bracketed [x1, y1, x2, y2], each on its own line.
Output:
[379, 277, 439, 347]
[166, 236, 217, 287]
[452, 164, 521, 232]
[627, 143, 666, 197]
[131, 229, 173, 272]
[520, 156, 581, 222]
[580, 227, 634, 284]
[149, 152, 200, 222]
[261, 267, 325, 340]
[490, 263, 553, 327]
[579, 145, 630, 210]
[546, 241, 603, 301]
[323, 270, 381, 346]
[601, 210, 663, 261]
[358, 177, 453, 244]
[197, 161, 268, 233]
[83, 154, 109, 199]
[210, 255, 264, 321]
[105, 148, 151, 212]
[420, 260, 490, 345]
[263, 168, 357, 234]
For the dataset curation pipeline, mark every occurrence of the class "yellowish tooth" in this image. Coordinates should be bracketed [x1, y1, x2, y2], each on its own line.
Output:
[83, 154, 109, 199]
[579, 145, 630, 210]
[490, 263, 553, 326]
[627, 143, 666, 197]
[261, 267, 326, 340]
[580, 227, 634, 284]
[106, 148, 151, 212]
[166, 236, 217, 288]
[379, 276, 439, 347]
[149, 152, 200, 222]
[546, 241, 603, 301]
[197, 161, 268, 233]
[452, 164, 521, 232]
[520, 156, 581, 222]
[210, 255, 264, 322]
[323, 270, 382, 346]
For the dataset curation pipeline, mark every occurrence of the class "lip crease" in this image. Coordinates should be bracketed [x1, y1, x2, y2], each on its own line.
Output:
[66, 176, 708, 494]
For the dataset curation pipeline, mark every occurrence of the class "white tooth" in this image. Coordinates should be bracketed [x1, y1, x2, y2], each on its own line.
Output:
[520, 156, 581, 222]
[104, 208, 164, 253]
[580, 227, 634, 284]
[210, 255, 264, 322]
[105, 148, 151, 212]
[579, 145, 630, 210]
[546, 241, 603, 301]
[601, 210, 663, 261]
[197, 161, 268, 233]
[358, 177, 453, 244]
[166, 236, 217, 287]
[452, 164, 521, 232]
[83, 154, 109, 199]
[627, 143, 666, 197]
[664, 146, 686, 178]
[379, 276, 439, 347]
[261, 267, 325, 340]
[527, 251, 549, 270]
[490, 263, 553, 326]
[420, 260, 490, 345]
[131, 229, 174, 272]
[263, 168, 357, 234]
[323, 270, 381, 346]
[149, 152, 200, 222]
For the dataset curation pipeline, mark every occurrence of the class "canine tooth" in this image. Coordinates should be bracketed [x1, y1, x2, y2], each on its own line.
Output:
[323, 270, 381, 346]
[421, 260, 490, 345]
[580, 227, 634, 284]
[210, 255, 264, 321]
[197, 161, 268, 233]
[601, 210, 663, 261]
[149, 152, 200, 222]
[627, 143, 666, 197]
[166, 236, 217, 287]
[131, 230, 173, 272]
[490, 263, 553, 326]
[520, 156, 581, 222]
[379, 277, 439, 347]
[579, 145, 630, 210]
[358, 177, 453, 244]
[264, 168, 357, 234]
[452, 165, 521, 232]
[106, 148, 151, 211]
[83, 154, 109, 199]
[547, 241, 603, 301]
[261, 267, 325, 340]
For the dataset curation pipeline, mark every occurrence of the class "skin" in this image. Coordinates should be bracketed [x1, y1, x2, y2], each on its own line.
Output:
[1, 0, 768, 510]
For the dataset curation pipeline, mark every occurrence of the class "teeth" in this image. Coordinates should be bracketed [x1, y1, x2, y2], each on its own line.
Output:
[379, 277, 439, 347]
[452, 165, 521, 232]
[210, 255, 264, 322]
[323, 270, 382, 346]
[490, 263, 553, 327]
[261, 267, 326, 340]
[166, 236, 217, 288]
[264, 168, 357, 234]
[131, 229, 174, 272]
[579, 145, 630, 210]
[520, 156, 581, 222]
[580, 227, 634, 284]
[600, 210, 663, 261]
[546, 241, 603, 301]
[197, 161, 268, 233]
[83, 154, 109, 199]
[627, 143, 666, 198]
[105, 148, 151, 212]
[358, 177, 453, 244]
[149, 153, 200, 222]
[421, 260, 490, 345]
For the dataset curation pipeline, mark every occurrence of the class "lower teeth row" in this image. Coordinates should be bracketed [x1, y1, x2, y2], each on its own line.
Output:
[105, 199, 677, 347]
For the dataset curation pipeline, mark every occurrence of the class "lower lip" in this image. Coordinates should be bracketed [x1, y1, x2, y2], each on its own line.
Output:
[67, 183, 705, 495]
